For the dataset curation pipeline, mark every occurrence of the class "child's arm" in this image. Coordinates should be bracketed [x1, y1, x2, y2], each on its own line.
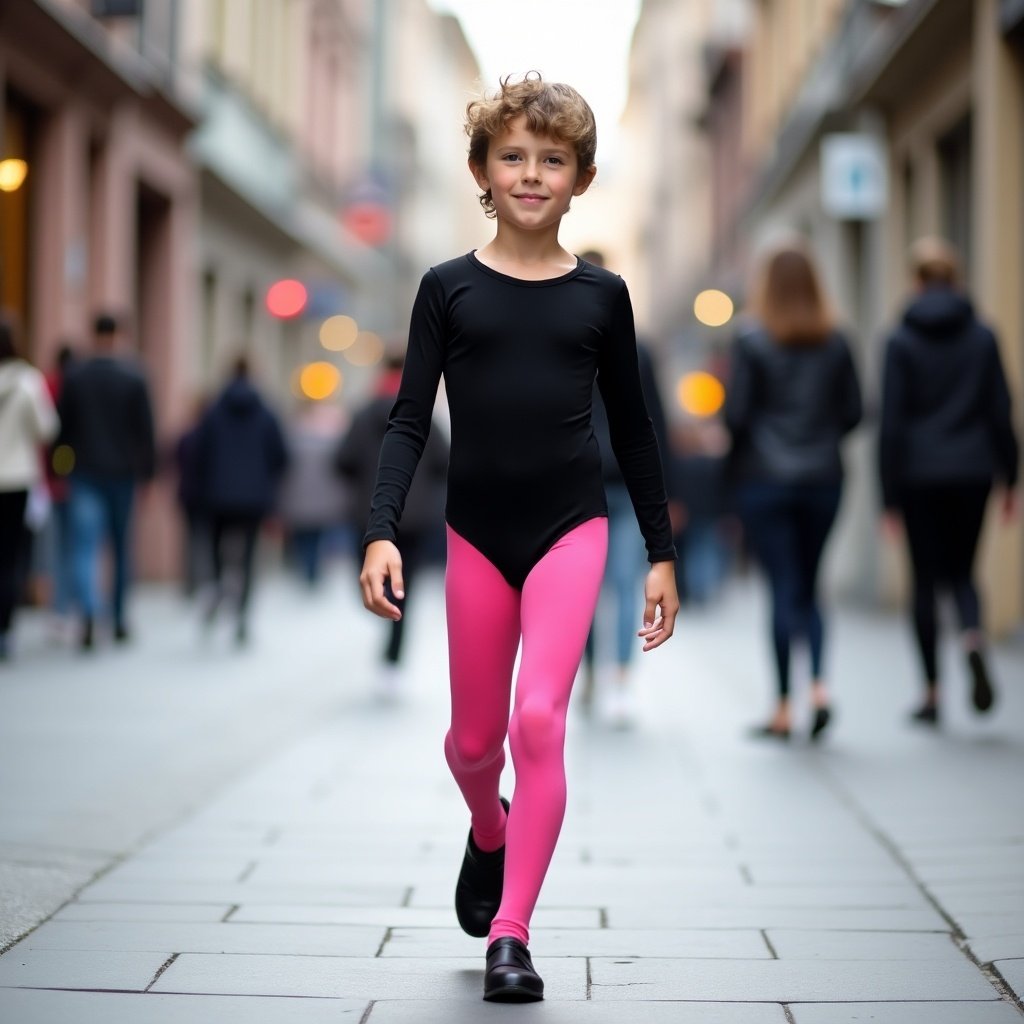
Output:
[637, 561, 679, 651]
[360, 539, 405, 620]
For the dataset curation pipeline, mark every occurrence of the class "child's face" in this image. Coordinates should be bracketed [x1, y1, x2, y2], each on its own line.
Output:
[470, 115, 595, 230]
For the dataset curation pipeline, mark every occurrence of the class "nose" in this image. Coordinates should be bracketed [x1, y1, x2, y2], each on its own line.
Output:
[520, 159, 541, 182]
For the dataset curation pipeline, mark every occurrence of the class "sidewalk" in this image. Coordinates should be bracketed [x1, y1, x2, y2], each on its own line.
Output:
[0, 568, 1022, 1022]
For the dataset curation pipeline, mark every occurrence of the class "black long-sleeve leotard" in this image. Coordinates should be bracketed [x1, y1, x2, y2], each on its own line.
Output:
[364, 252, 675, 589]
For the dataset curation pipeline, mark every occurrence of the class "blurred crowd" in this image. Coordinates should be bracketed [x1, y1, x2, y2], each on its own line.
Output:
[0, 233, 1018, 740]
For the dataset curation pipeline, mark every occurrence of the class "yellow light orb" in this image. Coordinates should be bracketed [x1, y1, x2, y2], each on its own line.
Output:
[319, 314, 359, 351]
[677, 371, 725, 418]
[298, 361, 342, 400]
[51, 444, 75, 476]
[693, 289, 734, 327]
[344, 330, 384, 367]
[0, 159, 28, 193]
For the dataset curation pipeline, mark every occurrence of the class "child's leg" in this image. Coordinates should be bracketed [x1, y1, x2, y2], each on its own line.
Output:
[444, 527, 521, 851]
[490, 517, 608, 945]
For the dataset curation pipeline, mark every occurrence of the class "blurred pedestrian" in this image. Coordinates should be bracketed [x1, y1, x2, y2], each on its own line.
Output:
[194, 356, 288, 646]
[357, 75, 678, 1001]
[724, 239, 862, 741]
[0, 314, 60, 661]
[335, 350, 447, 699]
[279, 399, 348, 587]
[42, 343, 77, 637]
[878, 237, 1019, 726]
[57, 313, 156, 650]
[173, 395, 210, 598]
[575, 249, 671, 727]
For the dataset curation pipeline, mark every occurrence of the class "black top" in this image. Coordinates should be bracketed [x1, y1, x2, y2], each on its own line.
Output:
[878, 287, 1019, 508]
[724, 323, 862, 484]
[57, 355, 156, 481]
[364, 252, 675, 587]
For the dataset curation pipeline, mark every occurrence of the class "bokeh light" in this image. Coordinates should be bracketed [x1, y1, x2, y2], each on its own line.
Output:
[298, 361, 342, 400]
[693, 289, 734, 327]
[0, 159, 27, 193]
[343, 330, 384, 367]
[51, 444, 75, 476]
[319, 314, 359, 351]
[677, 371, 725, 418]
[266, 279, 308, 318]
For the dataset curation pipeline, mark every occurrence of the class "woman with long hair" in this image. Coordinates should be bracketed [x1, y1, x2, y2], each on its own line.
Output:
[724, 239, 862, 740]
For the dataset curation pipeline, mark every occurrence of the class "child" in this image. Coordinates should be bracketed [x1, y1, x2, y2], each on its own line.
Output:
[358, 73, 679, 1002]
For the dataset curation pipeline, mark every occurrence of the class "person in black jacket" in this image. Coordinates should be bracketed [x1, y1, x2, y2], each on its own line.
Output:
[724, 239, 862, 741]
[336, 349, 448, 699]
[195, 357, 288, 645]
[57, 313, 156, 650]
[879, 237, 1019, 726]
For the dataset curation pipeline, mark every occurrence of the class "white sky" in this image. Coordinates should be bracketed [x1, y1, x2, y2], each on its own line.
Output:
[425, 0, 642, 164]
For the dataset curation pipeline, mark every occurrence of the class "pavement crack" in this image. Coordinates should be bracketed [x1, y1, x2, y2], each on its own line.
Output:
[400, 886, 414, 908]
[760, 929, 779, 959]
[375, 927, 393, 958]
[236, 860, 258, 883]
[585, 956, 592, 999]
[781, 1004, 797, 1024]
[598, 907, 609, 928]
[145, 953, 179, 992]
[221, 904, 240, 923]
[738, 863, 753, 885]
[358, 1000, 376, 1024]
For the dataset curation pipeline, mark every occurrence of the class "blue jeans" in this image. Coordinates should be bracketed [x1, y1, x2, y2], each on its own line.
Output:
[69, 475, 136, 625]
[738, 480, 841, 698]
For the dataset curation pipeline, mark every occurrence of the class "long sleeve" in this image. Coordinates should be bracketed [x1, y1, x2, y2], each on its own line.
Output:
[878, 337, 905, 509]
[363, 271, 447, 548]
[28, 368, 59, 445]
[596, 281, 675, 562]
[838, 336, 863, 436]
[986, 331, 1020, 489]
[723, 333, 754, 441]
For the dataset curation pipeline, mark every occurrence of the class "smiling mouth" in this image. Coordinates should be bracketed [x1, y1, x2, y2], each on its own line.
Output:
[514, 194, 546, 201]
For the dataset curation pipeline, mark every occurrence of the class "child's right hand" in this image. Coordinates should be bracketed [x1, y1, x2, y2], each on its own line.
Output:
[360, 540, 405, 620]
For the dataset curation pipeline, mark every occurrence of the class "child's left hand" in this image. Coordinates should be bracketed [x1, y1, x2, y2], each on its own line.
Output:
[637, 561, 679, 651]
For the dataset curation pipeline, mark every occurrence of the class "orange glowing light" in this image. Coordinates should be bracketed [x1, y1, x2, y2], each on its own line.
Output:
[343, 331, 384, 367]
[693, 289, 734, 327]
[298, 362, 342, 400]
[266, 279, 308, 318]
[320, 315, 359, 351]
[677, 372, 725, 418]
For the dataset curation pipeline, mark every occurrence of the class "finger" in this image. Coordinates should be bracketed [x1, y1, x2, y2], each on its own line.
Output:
[390, 561, 405, 600]
[642, 596, 659, 631]
[362, 569, 402, 620]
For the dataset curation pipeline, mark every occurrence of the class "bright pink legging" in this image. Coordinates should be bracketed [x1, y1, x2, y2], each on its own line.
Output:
[443, 517, 608, 946]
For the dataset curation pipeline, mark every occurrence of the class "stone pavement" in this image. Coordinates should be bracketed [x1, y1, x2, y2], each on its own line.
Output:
[0, 564, 1022, 1022]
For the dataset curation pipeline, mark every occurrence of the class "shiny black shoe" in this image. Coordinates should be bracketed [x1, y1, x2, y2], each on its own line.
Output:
[455, 797, 509, 938]
[483, 937, 544, 1002]
[910, 703, 939, 726]
[968, 650, 995, 713]
[809, 706, 832, 741]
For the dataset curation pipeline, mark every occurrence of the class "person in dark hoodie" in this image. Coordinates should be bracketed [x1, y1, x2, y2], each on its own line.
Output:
[195, 356, 288, 645]
[879, 237, 1019, 726]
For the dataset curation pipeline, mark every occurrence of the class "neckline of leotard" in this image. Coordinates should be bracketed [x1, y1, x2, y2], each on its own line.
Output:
[466, 250, 585, 287]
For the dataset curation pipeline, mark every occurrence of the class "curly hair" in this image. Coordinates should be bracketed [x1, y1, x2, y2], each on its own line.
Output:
[465, 72, 597, 218]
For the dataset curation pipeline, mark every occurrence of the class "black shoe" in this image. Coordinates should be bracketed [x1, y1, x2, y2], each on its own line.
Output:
[455, 796, 509, 938]
[748, 723, 790, 741]
[810, 706, 832, 741]
[910, 703, 939, 726]
[113, 623, 130, 644]
[968, 650, 995, 713]
[483, 937, 544, 1002]
[80, 618, 94, 652]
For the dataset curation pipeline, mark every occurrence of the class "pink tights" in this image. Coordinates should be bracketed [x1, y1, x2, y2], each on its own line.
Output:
[443, 518, 608, 945]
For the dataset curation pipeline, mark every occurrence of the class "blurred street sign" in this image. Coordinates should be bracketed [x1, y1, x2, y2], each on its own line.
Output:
[821, 133, 888, 220]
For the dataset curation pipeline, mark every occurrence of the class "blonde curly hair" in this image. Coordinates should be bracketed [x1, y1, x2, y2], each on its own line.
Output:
[465, 72, 597, 218]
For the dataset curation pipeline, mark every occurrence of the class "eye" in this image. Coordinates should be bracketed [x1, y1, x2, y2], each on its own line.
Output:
[501, 153, 522, 163]
[545, 156, 566, 166]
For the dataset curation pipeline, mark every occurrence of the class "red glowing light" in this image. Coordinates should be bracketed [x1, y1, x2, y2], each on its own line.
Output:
[343, 202, 392, 247]
[266, 279, 308, 318]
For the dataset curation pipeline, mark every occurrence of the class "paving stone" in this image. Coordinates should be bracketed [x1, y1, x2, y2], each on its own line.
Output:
[966, 936, 1024, 964]
[366, 1000, 788, 1022]
[23, 921, 385, 957]
[151, 953, 586, 1000]
[0, 948, 169, 991]
[588, 958, 998, 1001]
[53, 902, 235, 923]
[790, 1002, 1023, 1023]
[766, 930, 963, 960]
[382, 927, 771, 959]
[992, 959, 1024, 1000]
[0, 989, 367, 1022]
[607, 906, 949, 930]
[81, 879, 408, 905]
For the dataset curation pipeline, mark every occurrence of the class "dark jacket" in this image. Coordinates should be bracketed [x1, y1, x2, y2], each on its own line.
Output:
[724, 323, 862, 484]
[878, 287, 1019, 508]
[336, 393, 448, 539]
[57, 355, 156, 481]
[591, 340, 669, 487]
[195, 377, 288, 517]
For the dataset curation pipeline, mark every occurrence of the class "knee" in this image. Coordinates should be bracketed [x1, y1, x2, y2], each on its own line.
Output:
[445, 729, 504, 772]
[509, 695, 565, 761]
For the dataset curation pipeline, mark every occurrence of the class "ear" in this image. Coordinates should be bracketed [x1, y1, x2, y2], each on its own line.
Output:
[468, 157, 489, 192]
[573, 164, 597, 197]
